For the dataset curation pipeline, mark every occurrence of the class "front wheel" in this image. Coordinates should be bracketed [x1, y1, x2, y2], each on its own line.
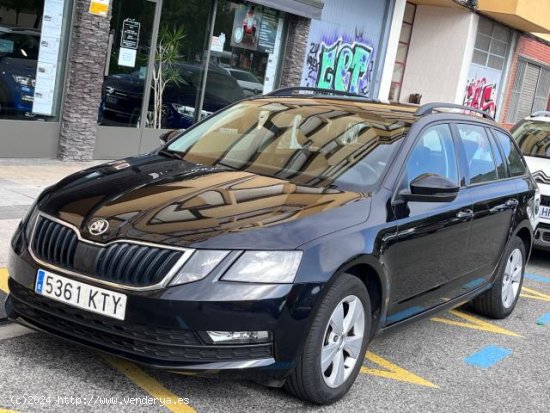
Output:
[284, 274, 371, 404]
[472, 236, 526, 319]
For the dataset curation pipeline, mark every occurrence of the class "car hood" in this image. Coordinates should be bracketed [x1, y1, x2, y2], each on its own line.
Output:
[38, 155, 372, 250]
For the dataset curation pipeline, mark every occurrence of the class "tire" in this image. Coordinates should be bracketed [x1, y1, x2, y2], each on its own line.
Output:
[472, 236, 526, 319]
[284, 274, 371, 405]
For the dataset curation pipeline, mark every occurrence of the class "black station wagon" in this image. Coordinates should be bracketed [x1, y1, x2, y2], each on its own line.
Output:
[6, 88, 539, 404]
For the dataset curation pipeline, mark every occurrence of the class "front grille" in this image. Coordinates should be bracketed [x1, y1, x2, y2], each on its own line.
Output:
[542, 231, 550, 243]
[533, 170, 550, 185]
[97, 243, 182, 285]
[30, 215, 185, 287]
[541, 195, 550, 207]
[9, 280, 273, 363]
[33, 216, 78, 271]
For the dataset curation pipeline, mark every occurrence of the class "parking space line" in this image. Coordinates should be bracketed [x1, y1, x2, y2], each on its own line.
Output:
[0, 268, 9, 294]
[361, 351, 439, 388]
[103, 356, 196, 413]
[521, 287, 550, 302]
[0, 408, 19, 413]
[525, 273, 550, 283]
[430, 310, 522, 337]
[464, 345, 512, 369]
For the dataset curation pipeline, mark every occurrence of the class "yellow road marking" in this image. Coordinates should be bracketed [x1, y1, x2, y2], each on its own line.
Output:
[0, 268, 9, 294]
[430, 309, 521, 337]
[104, 356, 196, 413]
[0, 409, 19, 413]
[521, 287, 550, 302]
[361, 351, 438, 388]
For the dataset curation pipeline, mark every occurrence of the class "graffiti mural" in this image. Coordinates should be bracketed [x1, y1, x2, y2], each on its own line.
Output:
[300, 0, 387, 97]
[463, 77, 497, 117]
[463, 64, 503, 118]
[304, 38, 374, 95]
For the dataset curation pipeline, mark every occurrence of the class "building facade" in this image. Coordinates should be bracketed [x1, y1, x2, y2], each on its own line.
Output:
[1, 0, 549, 160]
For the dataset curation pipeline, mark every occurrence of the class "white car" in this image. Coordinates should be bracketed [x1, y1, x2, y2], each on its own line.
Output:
[512, 111, 550, 250]
[226, 68, 264, 96]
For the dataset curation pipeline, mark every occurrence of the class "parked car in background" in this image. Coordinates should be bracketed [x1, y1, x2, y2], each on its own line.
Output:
[0, 25, 40, 118]
[100, 62, 245, 129]
[512, 110, 550, 250]
[226, 67, 264, 96]
[6, 89, 537, 405]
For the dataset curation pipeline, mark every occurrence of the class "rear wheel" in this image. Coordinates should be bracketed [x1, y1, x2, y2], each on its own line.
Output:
[284, 274, 371, 404]
[472, 236, 526, 319]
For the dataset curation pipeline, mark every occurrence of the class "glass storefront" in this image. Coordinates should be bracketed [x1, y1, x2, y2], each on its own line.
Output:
[98, 0, 284, 131]
[0, 0, 72, 121]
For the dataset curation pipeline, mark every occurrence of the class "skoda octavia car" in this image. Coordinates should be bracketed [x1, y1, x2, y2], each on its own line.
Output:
[6, 89, 537, 404]
[511, 111, 550, 250]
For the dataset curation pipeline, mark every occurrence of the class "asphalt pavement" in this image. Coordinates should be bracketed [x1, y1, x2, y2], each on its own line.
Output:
[0, 160, 548, 413]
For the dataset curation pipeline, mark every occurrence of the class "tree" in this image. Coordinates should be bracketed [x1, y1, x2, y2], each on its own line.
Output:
[151, 26, 186, 129]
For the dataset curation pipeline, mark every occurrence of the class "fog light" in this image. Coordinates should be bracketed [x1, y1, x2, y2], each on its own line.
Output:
[206, 331, 271, 344]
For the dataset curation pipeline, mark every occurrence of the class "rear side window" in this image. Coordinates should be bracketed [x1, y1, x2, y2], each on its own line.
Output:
[494, 130, 526, 177]
[406, 124, 459, 185]
[457, 124, 497, 184]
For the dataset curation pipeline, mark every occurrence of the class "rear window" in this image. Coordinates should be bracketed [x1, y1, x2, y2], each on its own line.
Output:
[512, 120, 550, 159]
[457, 124, 497, 184]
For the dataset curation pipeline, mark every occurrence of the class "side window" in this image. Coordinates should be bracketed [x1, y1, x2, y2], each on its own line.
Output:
[494, 130, 526, 177]
[457, 124, 497, 184]
[406, 124, 459, 185]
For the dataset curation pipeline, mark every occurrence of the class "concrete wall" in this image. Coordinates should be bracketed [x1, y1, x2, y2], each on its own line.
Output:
[400, 5, 478, 105]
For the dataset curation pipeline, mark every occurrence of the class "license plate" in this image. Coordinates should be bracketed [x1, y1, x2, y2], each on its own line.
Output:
[539, 206, 550, 219]
[35, 269, 127, 320]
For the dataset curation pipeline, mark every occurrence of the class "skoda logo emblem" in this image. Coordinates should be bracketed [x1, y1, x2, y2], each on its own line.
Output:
[88, 219, 109, 236]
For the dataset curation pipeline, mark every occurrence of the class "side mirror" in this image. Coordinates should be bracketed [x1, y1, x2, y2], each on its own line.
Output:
[159, 129, 183, 145]
[400, 173, 459, 203]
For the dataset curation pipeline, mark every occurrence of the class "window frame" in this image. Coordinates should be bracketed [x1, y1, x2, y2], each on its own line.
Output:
[392, 121, 463, 197]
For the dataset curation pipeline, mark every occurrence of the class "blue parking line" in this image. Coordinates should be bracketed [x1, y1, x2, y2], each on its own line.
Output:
[464, 345, 512, 369]
[536, 313, 550, 326]
[525, 273, 550, 283]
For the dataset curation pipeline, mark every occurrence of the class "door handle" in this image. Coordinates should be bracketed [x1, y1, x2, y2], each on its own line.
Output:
[505, 198, 519, 208]
[457, 209, 474, 220]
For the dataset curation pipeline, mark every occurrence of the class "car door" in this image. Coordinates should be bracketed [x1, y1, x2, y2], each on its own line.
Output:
[455, 123, 520, 282]
[386, 123, 473, 324]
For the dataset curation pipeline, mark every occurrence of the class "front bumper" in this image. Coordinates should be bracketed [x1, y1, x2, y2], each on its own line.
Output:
[534, 222, 550, 250]
[6, 236, 322, 379]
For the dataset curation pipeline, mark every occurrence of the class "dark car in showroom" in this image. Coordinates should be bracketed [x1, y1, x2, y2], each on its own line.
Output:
[99, 62, 245, 128]
[0, 25, 40, 118]
[6, 88, 538, 404]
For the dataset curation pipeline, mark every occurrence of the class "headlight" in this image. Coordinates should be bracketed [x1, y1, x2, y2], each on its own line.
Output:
[12, 75, 34, 87]
[169, 250, 229, 286]
[222, 251, 303, 284]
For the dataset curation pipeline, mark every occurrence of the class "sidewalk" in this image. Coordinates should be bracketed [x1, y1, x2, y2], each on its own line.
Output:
[0, 159, 103, 319]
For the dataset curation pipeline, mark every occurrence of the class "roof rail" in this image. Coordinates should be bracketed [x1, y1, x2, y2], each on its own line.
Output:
[266, 87, 375, 100]
[415, 102, 494, 120]
[531, 110, 550, 118]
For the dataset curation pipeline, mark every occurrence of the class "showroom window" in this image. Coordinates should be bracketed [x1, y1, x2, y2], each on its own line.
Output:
[0, 0, 72, 121]
[99, 0, 285, 130]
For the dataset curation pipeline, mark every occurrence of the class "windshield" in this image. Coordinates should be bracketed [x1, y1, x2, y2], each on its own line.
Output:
[512, 120, 550, 159]
[230, 70, 259, 83]
[166, 100, 409, 192]
[0, 32, 40, 60]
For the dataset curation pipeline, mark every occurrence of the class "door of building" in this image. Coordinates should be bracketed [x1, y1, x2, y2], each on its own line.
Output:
[95, 0, 161, 159]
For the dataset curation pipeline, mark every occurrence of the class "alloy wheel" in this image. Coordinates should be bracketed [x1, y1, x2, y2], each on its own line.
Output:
[320, 295, 365, 388]
[502, 248, 523, 309]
